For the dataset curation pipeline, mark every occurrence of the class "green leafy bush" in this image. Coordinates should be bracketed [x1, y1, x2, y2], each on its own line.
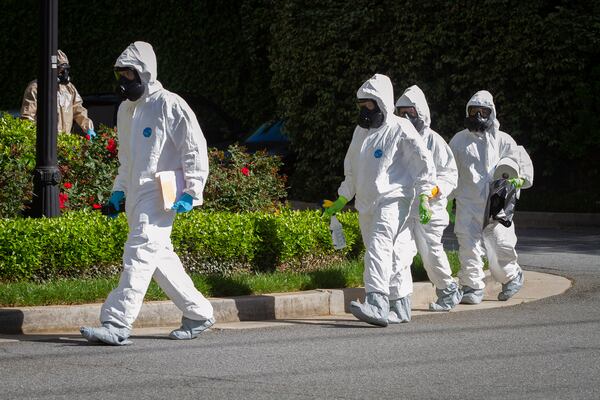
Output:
[0, 114, 119, 217]
[203, 144, 287, 212]
[0, 114, 287, 217]
[0, 115, 36, 217]
[58, 127, 120, 211]
[0, 210, 361, 283]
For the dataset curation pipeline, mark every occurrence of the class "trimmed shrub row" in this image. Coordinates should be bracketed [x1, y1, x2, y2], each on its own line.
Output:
[0, 209, 362, 282]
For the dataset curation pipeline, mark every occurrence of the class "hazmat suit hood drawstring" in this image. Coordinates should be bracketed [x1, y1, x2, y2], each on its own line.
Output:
[356, 74, 395, 122]
[114, 41, 162, 98]
[466, 90, 500, 136]
[395, 85, 431, 132]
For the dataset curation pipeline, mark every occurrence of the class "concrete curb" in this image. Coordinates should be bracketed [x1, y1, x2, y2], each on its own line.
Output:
[0, 271, 570, 334]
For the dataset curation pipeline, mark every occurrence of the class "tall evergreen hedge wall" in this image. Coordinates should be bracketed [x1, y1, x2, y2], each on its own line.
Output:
[0, 0, 276, 143]
[270, 0, 600, 210]
[1, 0, 598, 211]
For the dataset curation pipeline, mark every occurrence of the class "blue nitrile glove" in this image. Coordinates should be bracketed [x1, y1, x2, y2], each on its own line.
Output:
[446, 199, 456, 224]
[322, 196, 348, 219]
[419, 194, 432, 225]
[172, 193, 194, 213]
[508, 177, 525, 190]
[107, 191, 125, 218]
[87, 129, 97, 140]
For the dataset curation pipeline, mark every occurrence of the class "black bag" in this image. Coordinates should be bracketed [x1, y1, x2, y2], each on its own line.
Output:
[483, 178, 517, 228]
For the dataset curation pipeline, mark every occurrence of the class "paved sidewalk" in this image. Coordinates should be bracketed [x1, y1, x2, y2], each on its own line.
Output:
[0, 270, 570, 339]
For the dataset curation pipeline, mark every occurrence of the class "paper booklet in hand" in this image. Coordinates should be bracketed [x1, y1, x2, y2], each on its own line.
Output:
[155, 170, 185, 210]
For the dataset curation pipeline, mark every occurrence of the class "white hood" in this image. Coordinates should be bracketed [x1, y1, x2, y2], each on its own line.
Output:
[114, 41, 162, 96]
[466, 90, 500, 135]
[356, 74, 395, 121]
[395, 85, 431, 132]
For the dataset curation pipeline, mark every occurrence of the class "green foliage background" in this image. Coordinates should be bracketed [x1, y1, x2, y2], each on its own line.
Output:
[269, 0, 600, 210]
[0, 0, 599, 211]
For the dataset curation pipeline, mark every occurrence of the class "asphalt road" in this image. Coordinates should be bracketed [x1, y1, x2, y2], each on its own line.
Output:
[1, 227, 599, 400]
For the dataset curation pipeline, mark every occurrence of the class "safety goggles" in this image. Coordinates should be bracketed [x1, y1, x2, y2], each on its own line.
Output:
[396, 106, 418, 118]
[57, 63, 70, 73]
[357, 99, 377, 110]
[468, 106, 492, 118]
[114, 67, 137, 81]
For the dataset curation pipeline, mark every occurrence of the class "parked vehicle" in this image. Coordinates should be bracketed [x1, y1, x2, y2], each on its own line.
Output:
[242, 120, 295, 176]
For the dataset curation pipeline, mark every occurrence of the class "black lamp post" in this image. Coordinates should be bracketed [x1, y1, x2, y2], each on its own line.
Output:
[31, 0, 59, 218]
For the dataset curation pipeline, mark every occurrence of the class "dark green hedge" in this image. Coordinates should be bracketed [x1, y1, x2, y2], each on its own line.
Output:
[269, 0, 600, 211]
[0, 0, 275, 143]
[1, 1, 598, 211]
[0, 209, 362, 282]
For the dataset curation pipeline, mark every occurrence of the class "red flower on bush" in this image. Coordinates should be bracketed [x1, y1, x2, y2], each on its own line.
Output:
[63, 182, 72, 189]
[241, 166, 250, 176]
[85, 134, 91, 140]
[106, 138, 117, 155]
[59, 192, 69, 209]
[92, 203, 102, 209]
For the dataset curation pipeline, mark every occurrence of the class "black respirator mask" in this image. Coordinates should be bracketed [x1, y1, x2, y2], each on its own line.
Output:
[464, 111, 492, 133]
[115, 68, 145, 101]
[57, 64, 70, 85]
[399, 111, 424, 133]
[358, 103, 385, 129]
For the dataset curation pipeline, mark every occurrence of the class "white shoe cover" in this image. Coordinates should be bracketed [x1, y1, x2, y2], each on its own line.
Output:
[388, 296, 411, 323]
[80, 323, 132, 346]
[350, 292, 389, 327]
[429, 282, 462, 311]
[169, 317, 215, 340]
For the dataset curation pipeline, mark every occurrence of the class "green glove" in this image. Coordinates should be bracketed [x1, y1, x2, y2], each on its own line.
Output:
[508, 177, 525, 190]
[322, 195, 348, 218]
[446, 199, 456, 224]
[419, 194, 432, 225]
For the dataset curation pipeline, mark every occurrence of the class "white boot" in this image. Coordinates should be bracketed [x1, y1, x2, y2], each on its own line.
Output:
[169, 317, 215, 340]
[460, 286, 484, 304]
[388, 296, 411, 323]
[350, 292, 389, 327]
[498, 271, 524, 301]
[80, 322, 132, 346]
[429, 282, 462, 311]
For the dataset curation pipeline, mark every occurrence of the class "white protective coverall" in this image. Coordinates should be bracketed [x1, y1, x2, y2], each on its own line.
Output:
[100, 42, 213, 330]
[394, 85, 458, 291]
[449, 90, 533, 290]
[338, 74, 435, 299]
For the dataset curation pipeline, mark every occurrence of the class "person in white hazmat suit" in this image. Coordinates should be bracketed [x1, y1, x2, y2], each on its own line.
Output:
[80, 42, 214, 345]
[394, 85, 462, 311]
[322, 74, 436, 326]
[449, 90, 533, 304]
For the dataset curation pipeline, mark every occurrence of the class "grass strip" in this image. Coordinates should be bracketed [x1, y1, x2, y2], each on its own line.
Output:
[0, 260, 364, 307]
[0, 251, 474, 307]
